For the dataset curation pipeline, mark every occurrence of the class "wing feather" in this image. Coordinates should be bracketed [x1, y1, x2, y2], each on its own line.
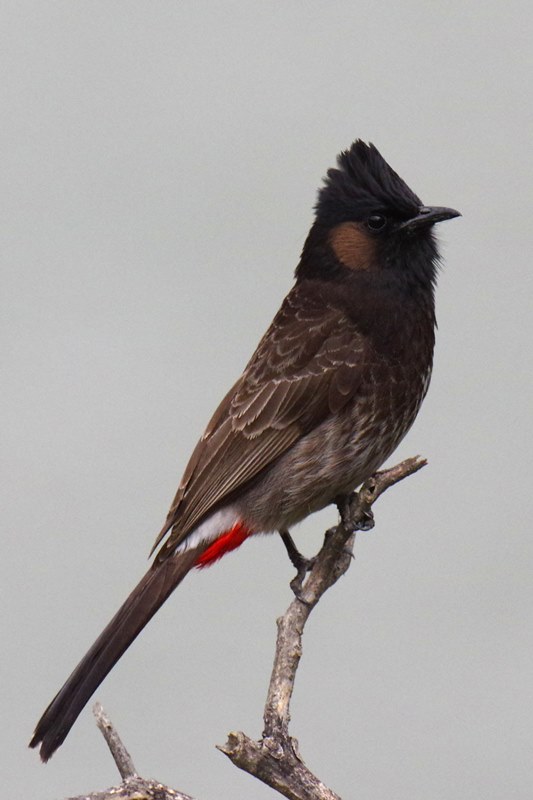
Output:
[154, 283, 368, 560]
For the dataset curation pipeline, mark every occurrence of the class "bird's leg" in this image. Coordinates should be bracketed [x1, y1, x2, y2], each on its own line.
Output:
[279, 529, 316, 596]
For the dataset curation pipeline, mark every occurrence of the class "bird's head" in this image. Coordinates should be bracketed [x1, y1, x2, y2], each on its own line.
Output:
[297, 140, 460, 291]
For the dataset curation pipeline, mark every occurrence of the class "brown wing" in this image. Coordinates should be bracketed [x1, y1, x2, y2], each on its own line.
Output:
[152, 283, 368, 561]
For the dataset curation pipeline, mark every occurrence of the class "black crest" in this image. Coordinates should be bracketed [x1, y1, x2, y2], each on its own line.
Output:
[316, 140, 422, 225]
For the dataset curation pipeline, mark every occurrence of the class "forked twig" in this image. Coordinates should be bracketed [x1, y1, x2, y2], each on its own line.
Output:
[65, 704, 195, 800]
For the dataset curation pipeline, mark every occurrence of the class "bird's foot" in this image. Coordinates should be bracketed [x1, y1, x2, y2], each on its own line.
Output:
[335, 493, 375, 533]
[357, 507, 375, 532]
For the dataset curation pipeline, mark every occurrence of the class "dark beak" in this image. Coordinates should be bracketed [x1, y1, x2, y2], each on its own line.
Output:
[400, 206, 461, 233]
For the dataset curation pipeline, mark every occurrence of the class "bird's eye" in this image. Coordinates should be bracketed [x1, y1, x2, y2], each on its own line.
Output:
[366, 214, 387, 231]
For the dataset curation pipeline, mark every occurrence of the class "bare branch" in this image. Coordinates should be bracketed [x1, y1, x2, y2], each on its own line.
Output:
[219, 456, 426, 799]
[93, 703, 137, 780]
[65, 777, 194, 800]
[64, 706, 195, 800]
[60, 457, 425, 800]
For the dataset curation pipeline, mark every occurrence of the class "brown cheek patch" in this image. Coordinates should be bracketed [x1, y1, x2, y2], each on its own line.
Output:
[329, 222, 376, 271]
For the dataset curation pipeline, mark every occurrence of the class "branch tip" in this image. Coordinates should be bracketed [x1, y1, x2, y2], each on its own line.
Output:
[92, 702, 137, 780]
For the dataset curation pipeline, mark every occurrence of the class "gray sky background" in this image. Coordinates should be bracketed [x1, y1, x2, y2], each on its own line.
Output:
[2, 2, 532, 799]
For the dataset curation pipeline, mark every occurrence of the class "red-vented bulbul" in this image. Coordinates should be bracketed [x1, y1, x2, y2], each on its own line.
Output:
[30, 139, 460, 761]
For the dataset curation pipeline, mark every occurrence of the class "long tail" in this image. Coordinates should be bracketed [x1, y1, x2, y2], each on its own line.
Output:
[29, 545, 203, 762]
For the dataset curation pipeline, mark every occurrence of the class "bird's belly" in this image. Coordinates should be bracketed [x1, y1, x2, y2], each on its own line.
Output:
[241, 382, 426, 532]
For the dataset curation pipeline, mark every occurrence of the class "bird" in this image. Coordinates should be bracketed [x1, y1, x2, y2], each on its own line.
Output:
[30, 139, 460, 762]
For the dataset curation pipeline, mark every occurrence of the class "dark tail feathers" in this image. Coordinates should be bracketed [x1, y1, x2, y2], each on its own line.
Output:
[30, 546, 202, 761]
